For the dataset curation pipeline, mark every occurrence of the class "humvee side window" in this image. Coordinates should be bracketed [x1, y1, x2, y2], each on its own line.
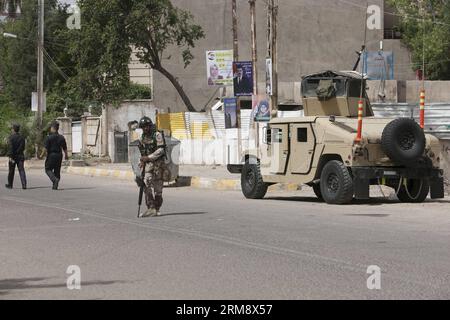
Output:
[272, 128, 283, 143]
[263, 127, 272, 144]
[348, 80, 365, 98]
[303, 79, 346, 98]
[297, 128, 308, 142]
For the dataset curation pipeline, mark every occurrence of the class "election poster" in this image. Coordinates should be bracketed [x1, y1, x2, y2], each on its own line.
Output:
[224, 98, 238, 129]
[206, 50, 234, 86]
[252, 94, 271, 123]
[233, 61, 253, 96]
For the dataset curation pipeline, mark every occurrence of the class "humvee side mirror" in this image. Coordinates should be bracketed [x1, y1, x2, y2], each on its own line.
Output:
[263, 127, 272, 145]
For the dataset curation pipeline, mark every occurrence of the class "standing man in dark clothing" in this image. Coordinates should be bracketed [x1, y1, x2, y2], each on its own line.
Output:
[41, 121, 69, 190]
[5, 124, 27, 190]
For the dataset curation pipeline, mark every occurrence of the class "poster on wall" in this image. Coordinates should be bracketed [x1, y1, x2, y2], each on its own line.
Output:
[224, 98, 238, 129]
[233, 61, 253, 96]
[206, 50, 234, 86]
[363, 51, 394, 80]
[266, 58, 273, 96]
[252, 95, 271, 123]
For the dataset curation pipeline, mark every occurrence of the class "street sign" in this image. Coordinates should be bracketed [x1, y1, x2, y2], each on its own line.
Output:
[31, 92, 47, 112]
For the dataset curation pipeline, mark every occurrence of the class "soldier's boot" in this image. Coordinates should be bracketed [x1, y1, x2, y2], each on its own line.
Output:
[155, 195, 163, 216]
[141, 207, 157, 218]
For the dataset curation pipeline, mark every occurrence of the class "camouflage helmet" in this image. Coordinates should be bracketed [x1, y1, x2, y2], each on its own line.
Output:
[139, 116, 153, 129]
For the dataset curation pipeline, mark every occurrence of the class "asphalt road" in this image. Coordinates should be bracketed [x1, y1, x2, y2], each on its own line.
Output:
[1, 169, 450, 300]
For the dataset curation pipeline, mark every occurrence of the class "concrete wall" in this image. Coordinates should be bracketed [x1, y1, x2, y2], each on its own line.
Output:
[151, 0, 417, 112]
[107, 100, 159, 163]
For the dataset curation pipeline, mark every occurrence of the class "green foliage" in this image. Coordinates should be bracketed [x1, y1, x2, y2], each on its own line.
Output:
[124, 0, 205, 111]
[125, 0, 205, 69]
[63, 0, 132, 106]
[124, 83, 152, 100]
[0, 0, 205, 143]
[0, 0, 73, 110]
[388, 0, 450, 80]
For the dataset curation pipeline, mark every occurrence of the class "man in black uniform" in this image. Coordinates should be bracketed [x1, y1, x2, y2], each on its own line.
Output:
[5, 124, 27, 190]
[41, 121, 69, 190]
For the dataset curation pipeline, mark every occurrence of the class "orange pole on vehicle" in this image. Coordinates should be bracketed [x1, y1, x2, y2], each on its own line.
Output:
[420, 89, 425, 129]
[354, 99, 364, 143]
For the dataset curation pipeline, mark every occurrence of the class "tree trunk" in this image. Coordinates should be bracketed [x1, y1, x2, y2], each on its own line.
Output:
[155, 65, 197, 112]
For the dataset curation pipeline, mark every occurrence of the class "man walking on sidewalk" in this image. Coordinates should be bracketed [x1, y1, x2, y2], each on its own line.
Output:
[41, 121, 69, 190]
[5, 124, 27, 190]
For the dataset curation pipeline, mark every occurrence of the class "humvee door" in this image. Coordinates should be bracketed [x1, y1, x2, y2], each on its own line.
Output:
[265, 124, 289, 175]
[289, 123, 316, 174]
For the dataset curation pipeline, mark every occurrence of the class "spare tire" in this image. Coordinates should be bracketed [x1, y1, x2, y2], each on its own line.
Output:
[381, 118, 426, 164]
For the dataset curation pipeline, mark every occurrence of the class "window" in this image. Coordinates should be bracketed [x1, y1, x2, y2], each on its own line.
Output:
[272, 128, 283, 143]
[297, 128, 308, 142]
[303, 79, 346, 98]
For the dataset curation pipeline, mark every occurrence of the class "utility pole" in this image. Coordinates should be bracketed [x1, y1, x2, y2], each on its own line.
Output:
[249, 0, 259, 150]
[268, 0, 278, 118]
[232, 0, 242, 158]
[36, 0, 44, 157]
[249, 0, 258, 96]
[232, 0, 239, 61]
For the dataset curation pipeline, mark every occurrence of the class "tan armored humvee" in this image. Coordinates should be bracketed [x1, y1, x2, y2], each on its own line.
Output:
[228, 71, 445, 204]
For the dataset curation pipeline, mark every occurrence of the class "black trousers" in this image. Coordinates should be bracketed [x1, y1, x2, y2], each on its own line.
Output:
[8, 159, 27, 188]
[45, 153, 63, 183]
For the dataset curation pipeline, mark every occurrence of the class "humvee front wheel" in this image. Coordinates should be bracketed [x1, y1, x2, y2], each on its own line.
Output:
[397, 178, 430, 203]
[312, 184, 323, 201]
[241, 162, 268, 199]
[320, 161, 354, 205]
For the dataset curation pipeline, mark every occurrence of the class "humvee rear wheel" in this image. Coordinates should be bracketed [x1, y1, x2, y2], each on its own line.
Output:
[397, 178, 430, 203]
[241, 162, 268, 199]
[320, 161, 354, 205]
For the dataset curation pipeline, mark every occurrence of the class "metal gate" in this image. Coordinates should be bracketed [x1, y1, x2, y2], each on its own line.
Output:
[114, 132, 129, 163]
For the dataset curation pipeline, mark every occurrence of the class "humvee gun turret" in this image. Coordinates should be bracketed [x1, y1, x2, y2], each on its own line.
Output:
[229, 71, 445, 204]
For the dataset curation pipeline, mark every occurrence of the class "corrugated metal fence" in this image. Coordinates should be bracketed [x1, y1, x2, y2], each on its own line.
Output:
[372, 103, 450, 140]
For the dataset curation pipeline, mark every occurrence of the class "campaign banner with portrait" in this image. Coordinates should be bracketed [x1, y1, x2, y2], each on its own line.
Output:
[252, 95, 270, 123]
[233, 61, 253, 97]
[363, 51, 394, 80]
[224, 98, 238, 129]
[206, 50, 234, 86]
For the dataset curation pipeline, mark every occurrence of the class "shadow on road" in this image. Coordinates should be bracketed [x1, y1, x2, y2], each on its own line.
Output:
[25, 187, 52, 190]
[265, 196, 403, 206]
[159, 212, 207, 217]
[265, 195, 449, 206]
[0, 277, 126, 296]
[58, 187, 97, 191]
[344, 214, 390, 218]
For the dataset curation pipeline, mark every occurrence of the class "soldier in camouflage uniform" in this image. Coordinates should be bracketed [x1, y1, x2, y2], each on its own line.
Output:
[138, 117, 167, 218]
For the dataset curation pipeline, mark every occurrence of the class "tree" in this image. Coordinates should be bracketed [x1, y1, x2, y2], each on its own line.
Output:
[125, 0, 205, 112]
[0, 0, 73, 111]
[388, 0, 450, 80]
[64, 0, 132, 107]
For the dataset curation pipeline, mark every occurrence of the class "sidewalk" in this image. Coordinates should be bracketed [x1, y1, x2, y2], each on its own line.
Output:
[0, 157, 299, 192]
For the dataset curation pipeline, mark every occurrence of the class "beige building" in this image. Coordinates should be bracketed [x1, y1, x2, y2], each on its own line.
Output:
[147, 0, 416, 112]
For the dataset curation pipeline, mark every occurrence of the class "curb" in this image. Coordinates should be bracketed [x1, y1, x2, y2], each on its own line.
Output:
[64, 166, 136, 181]
[62, 167, 301, 192]
[1, 162, 301, 192]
